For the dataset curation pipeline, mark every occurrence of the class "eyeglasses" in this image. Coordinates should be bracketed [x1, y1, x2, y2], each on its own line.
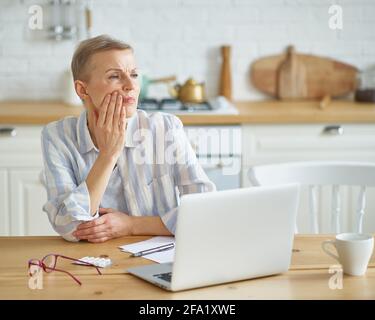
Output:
[28, 253, 102, 285]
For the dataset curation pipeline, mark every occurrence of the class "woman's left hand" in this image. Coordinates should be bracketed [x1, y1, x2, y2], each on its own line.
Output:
[73, 208, 133, 243]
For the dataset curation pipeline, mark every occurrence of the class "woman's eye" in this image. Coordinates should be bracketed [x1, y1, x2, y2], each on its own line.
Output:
[109, 75, 119, 79]
[131, 73, 139, 78]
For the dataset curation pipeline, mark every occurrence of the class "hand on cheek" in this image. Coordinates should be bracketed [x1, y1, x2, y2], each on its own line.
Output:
[88, 91, 127, 159]
[73, 209, 133, 243]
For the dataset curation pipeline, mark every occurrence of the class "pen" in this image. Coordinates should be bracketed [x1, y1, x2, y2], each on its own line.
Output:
[130, 243, 174, 257]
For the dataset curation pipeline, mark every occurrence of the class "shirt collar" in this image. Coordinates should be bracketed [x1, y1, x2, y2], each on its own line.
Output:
[77, 110, 139, 154]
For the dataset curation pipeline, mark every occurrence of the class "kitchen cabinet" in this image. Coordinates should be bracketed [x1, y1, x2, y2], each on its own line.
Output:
[0, 125, 56, 236]
[2, 120, 375, 235]
[241, 123, 375, 234]
[9, 169, 52, 236]
[184, 125, 242, 190]
[0, 170, 9, 235]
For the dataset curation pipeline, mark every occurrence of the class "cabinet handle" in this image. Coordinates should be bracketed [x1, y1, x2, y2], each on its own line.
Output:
[217, 161, 224, 169]
[201, 162, 225, 169]
[322, 125, 344, 136]
[0, 127, 17, 137]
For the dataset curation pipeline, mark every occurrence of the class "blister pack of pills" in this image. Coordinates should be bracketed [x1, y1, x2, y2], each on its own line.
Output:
[74, 256, 112, 268]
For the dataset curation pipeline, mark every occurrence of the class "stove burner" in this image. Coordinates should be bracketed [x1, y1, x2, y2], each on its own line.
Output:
[138, 98, 212, 112]
[138, 98, 159, 111]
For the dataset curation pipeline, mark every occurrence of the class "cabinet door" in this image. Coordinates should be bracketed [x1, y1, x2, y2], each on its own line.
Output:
[242, 124, 375, 166]
[241, 124, 375, 233]
[0, 125, 43, 168]
[10, 169, 57, 236]
[0, 170, 9, 235]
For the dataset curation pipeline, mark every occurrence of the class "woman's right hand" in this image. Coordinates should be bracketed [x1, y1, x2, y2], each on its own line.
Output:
[85, 91, 127, 161]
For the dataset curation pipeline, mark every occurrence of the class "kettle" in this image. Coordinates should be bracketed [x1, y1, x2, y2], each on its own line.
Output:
[169, 78, 206, 103]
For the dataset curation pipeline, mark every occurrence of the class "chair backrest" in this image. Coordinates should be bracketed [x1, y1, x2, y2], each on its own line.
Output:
[248, 161, 375, 234]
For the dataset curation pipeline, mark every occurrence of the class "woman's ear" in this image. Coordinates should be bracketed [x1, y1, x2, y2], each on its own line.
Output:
[74, 80, 88, 101]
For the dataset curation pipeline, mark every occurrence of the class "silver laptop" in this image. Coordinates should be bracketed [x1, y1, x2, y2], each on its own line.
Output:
[127, 184, 300, 292]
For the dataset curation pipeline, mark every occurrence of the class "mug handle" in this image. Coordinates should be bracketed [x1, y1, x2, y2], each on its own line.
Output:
[322, 240, 340, 262]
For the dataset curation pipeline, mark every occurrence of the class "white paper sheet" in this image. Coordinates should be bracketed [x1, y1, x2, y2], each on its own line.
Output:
[119, 236, 175, 264]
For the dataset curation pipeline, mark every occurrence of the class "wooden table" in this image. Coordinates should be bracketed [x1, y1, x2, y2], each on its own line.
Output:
[0, 235, 374, 299]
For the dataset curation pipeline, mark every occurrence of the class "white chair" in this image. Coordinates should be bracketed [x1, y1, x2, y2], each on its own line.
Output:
[248, 161, 375, 234]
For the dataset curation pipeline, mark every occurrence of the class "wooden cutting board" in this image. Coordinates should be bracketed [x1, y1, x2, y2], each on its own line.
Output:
[277, 45, 307, 99]
[251, 46, 358, 100]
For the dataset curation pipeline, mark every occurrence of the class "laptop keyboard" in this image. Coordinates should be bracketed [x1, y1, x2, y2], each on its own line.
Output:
[153, 272, 172, 283]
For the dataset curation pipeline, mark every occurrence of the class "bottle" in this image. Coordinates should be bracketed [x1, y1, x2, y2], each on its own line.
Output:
[355, 67, 375, 103]
[219, 45, 232, 101]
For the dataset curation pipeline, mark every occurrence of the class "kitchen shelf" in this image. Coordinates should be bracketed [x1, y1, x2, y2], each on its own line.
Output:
[1, 99, 375, 125]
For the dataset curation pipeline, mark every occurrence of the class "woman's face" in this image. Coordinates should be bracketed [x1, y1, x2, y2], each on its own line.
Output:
[82, 49, 140, 118]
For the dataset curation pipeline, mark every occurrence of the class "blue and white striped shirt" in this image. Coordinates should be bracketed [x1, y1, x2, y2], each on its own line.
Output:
[41, 109, 215, 242]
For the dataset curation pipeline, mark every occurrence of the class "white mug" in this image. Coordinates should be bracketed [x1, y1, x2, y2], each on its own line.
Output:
[322, 233, 374, 276]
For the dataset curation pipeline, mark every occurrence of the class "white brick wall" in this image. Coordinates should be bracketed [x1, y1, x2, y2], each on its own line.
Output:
[0, 0, 374, 101]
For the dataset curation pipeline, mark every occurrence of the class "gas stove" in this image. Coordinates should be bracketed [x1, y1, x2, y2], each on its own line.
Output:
[138, 98, 212, 112]
[137, 97, 238, 115]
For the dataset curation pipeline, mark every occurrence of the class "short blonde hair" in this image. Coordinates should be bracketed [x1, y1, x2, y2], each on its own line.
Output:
[71, 34, 133, 81]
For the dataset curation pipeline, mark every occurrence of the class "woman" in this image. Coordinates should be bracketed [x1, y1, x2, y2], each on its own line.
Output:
[42, 35, 215, 242]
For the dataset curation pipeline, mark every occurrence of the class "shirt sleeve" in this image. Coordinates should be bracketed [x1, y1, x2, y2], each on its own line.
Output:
[159, 116, 216, 234]
[41, 126, 99, 242]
